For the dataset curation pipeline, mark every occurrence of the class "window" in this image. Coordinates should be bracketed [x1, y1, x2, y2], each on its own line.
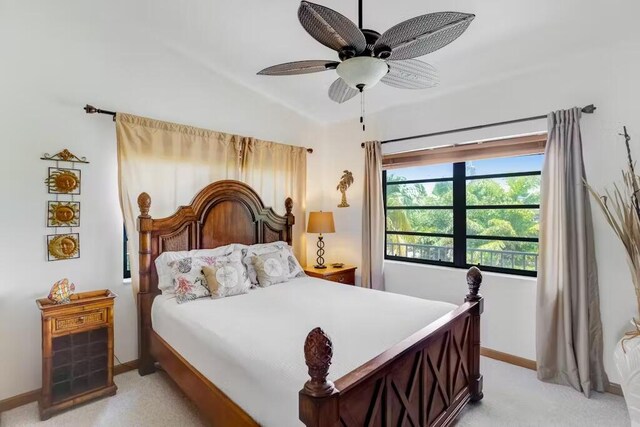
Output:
[123, 226, 131, 279]
[384, 153, 542, 276]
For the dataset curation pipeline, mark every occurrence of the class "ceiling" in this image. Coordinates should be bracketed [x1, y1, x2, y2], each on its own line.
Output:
[110, 0, 639, 123]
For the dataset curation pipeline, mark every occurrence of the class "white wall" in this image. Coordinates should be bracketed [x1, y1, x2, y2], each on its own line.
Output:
[318, 43, 640, 383]
[0, 1, 324, 400]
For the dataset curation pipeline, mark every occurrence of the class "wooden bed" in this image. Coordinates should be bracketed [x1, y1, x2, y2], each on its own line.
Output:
[136, 180, 484, 427]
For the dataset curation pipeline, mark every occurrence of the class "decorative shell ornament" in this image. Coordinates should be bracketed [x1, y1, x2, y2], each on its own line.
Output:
[48, 278, 76, 304]
[336, 170, 354, 208]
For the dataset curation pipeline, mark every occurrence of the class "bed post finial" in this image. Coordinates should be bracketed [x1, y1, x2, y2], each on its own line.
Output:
[303, 327, 336, 397]
[285, 197, 293, 215]
[465, 266, 483, 302]
[138, 192, 151, 217]
[284, 197, 294, 246]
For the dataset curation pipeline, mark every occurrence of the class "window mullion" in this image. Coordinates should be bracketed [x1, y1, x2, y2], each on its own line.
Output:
[383, 170, 388, 255]
[453, 162, 466, 268]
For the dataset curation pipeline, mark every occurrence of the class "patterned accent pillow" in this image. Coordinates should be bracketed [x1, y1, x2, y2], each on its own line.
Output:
[252, 250, 289, 287]
[168, 256, 220, 304]
[155, 245, 236, 294]
[242, 242, 305, 284]
[201, 252, 251, 299]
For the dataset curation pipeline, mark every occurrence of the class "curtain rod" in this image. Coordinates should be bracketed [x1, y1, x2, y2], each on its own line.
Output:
[360, 104, 596, 148]
[83, 104, 314, 154]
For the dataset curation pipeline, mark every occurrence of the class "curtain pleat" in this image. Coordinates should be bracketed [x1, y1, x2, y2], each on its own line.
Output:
[116, 113, 306, 294]
[362, 141, 385, 290]
[241, 138, 307, 265]
[536, 108, 609, 396]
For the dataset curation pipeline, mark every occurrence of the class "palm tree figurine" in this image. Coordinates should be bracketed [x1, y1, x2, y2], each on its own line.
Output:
[336, 170, 354, 208]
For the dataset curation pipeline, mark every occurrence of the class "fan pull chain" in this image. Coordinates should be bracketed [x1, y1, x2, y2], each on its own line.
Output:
[360, 90, 366, 132]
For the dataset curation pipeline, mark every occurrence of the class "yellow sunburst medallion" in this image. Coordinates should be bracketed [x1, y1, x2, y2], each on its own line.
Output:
[46, 167, 81, 194]
[47, 201, 80, 227]
[47, 234, 80, 261]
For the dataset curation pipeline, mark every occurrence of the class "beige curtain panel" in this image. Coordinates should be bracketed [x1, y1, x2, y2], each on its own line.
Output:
[116, 113, 307, 294]
[362, 141, 385, 290]
[383, 133, 547, 169]
[241, 138, 307, 266]
[536, 108, 608, 396]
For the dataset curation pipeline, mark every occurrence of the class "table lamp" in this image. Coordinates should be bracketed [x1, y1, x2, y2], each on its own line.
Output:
[307, 211, 335, 269]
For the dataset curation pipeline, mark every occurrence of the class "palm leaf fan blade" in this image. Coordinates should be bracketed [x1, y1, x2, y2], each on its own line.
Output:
[257, 60, 339, 76]
[381, 60, 439, 89]
[328, 78, 358, 103]
[374, 12, 475, 60]
[298, 1, 366, 54]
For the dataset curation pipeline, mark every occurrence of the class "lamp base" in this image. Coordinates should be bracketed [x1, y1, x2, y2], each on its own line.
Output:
[315, 235, 326, 269]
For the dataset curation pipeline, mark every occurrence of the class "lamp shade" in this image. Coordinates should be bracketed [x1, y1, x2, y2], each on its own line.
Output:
[336, 57, 389, 89]
[307, 211, 335, 234]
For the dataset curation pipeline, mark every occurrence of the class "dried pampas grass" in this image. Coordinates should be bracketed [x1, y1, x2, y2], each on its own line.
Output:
[585, 127, 640, 348]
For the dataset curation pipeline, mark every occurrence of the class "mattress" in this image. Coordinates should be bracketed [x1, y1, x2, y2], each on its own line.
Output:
[151, 276, 456, 427]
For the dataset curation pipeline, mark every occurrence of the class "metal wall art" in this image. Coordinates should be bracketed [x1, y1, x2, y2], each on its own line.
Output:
[46, 167, 81, 195]
[47, 233, 80, 261]
[42, 149, 88, 261]
[336, 170, 354, 208]
[41, 149, 89, 164]
[47, 201, 80, 227]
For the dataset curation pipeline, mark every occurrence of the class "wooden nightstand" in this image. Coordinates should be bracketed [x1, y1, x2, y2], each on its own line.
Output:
[304, 265, 357, 285]
[36, 290, 117, 420]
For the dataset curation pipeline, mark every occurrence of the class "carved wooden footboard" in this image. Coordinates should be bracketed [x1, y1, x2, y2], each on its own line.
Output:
[299, 267, 483, 427]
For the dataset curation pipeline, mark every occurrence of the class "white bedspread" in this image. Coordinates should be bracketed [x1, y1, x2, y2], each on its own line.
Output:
[152, 276, 456, 427]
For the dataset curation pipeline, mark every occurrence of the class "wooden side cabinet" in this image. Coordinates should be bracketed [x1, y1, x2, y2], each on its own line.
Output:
[304, 265, 357, 285]
[36, 290, 117, 420]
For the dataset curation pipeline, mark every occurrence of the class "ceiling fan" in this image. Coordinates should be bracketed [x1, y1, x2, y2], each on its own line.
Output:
[257, 0, 475, 126]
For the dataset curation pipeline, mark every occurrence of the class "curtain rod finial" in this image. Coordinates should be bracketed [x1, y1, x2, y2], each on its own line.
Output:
[306, 148, 313, 154]
[84, 104, 97, 114]
[361, 142, 365, 148]
[582, 104, 596, 114]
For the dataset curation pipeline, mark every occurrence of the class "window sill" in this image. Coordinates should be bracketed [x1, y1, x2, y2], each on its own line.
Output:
[123, 278, 132, 285]
[384, 259, 538, 282]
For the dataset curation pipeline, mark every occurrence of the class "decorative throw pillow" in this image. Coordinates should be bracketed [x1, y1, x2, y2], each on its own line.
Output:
[252, 250, 289, 287]
[156, 244, 236, 294]
[283, 246, 306, 279]
[201, 252, 251, 299]
[242, 241, 305, 284]
[168, 256, 221, 303]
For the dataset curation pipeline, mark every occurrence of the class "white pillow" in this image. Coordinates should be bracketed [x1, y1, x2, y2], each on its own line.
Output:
[242, 241, 305, 285]
[155, 244, 236, 294]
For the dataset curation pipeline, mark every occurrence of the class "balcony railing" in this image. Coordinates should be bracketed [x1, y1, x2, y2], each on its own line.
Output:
[386, 242, 538, 271]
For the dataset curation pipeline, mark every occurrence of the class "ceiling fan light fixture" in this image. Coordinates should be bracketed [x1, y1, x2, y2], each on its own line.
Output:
[336, 57, 389, 90]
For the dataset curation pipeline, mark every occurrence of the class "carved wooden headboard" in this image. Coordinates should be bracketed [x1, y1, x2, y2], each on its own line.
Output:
[136, 180, 294, 300]
[135, 180, 294, 361]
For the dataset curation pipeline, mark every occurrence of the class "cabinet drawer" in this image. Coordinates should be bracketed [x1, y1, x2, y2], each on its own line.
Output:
[53, 309, 108, 333]
[326, 272, 354, 285]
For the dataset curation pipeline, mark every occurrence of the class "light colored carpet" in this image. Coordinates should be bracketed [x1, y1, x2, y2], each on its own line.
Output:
[1, 357, 629, 426]
[453, 358, 629, 427]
